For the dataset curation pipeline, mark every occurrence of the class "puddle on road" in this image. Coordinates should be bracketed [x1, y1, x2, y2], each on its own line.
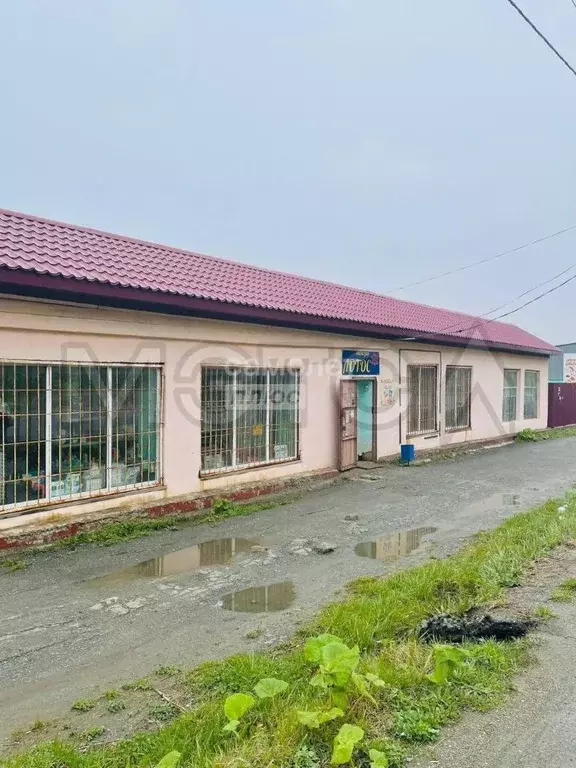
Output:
[462, 493, 521, 516]
[355, 527, 437, 561]
[89, 538, 260, 584]
[221, 581, 296, 613]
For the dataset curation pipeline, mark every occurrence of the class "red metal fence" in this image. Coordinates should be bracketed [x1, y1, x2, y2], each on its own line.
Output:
[548, 383, 576, 428]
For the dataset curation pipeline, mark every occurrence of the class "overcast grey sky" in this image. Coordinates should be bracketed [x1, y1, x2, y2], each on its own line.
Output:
[1, 0, 575, 343]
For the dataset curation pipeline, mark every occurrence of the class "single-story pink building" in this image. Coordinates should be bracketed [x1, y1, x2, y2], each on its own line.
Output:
[0, 209, 556, 525]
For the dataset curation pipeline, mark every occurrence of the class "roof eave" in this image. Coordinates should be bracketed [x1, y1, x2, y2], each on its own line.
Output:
[0, 268, 554, 357]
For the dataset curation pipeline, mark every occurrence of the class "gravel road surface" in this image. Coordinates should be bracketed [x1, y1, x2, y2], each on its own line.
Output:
[1, 438, 574, 739]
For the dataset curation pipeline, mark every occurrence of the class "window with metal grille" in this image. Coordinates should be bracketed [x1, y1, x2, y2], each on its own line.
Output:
[407, 365, 438, 436]
[502, 369, 519, 422]
[445, 366, 472, 430]
[523, 370, 540, 419]
[201, 367, 299, 473]
[0, 362, 161, 512]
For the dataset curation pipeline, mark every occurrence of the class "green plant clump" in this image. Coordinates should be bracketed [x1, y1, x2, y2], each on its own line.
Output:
[0, 558, 28, 572]
[149, 703, 179, 723]
[515, 428, 539, 442]
[516, 426, 576, 443]
[70, 699, 96, 713]
[551, 577, 576, 602]
[79, 726, 105, 742]
[533, 605, 557, 620]
[155, 665, 182, 678]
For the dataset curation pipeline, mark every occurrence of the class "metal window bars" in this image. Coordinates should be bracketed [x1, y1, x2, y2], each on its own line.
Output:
[445, 366, 472, 430]
[523, 370, 540, 419]
[407, 365, 438, 436]
[0, 362, 161, 514]
[201, 367, 299, 474]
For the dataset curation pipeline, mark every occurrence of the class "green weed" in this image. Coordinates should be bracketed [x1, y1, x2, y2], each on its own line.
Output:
[426, 645, 469, 685]
[70, 699, 96, 713]
[291, 744, 322, 768]
[211, 498, 235, 515]
[532, 605, 557, 620]
[149, 702, 179, 723]
[155, 665, 182, 678]
[551, 578, 576, 602]
[331, 723, 364, 764]
[106, 699, 126, 714]
[79, 726, 105, 742]
[155, 753, 181, 768]
[516, 426, 576, 443]
[121, 677, 153, 691]
[0, 558, 28, 572]
[223, 693, 255, 733]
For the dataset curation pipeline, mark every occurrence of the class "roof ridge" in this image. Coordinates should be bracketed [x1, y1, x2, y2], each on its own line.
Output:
[0, 207, 519, 333]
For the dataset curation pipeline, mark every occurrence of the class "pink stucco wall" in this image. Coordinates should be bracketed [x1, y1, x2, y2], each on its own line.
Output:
[0, 297, 549, 522]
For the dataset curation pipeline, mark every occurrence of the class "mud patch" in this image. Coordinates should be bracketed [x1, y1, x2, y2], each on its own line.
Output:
[88, 538, 259, 584]
[355, 527, 437, 561]
[221, 581, 296, 613]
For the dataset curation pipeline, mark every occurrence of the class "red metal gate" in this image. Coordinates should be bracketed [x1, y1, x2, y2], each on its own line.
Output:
[548, 383, 576, 428]
[339, 380, 357, 470]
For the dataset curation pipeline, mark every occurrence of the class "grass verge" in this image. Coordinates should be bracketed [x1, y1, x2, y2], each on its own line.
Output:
[550, 577, 576, 602]
[0, 496, 298, 563]
[53, 496, 295, 548]
[515, 426, 576, 443]
[5, 494, 576, 768]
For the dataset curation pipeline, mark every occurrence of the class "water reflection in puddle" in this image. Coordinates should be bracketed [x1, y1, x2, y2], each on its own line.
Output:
[90, 538, 259, 584]
[222, 581, 296, 613]
[463, 493, 521, 516]
[355, 527, 437, 561]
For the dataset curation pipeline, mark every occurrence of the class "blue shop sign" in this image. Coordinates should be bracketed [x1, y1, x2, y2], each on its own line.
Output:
[341, 350, 380, 376]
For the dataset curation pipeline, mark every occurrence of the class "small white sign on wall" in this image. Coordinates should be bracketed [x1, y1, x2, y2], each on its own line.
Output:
[565, 356, 576, 383]
[379, 378, 397, 407]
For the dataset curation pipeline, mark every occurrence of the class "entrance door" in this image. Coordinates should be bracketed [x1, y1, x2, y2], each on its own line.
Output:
[357, 379, 375, 461]
[339, 379, 357, 470]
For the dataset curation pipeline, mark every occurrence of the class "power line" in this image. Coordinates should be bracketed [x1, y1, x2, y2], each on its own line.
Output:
[503, 0, 576, 79]
[390, 223, 576, 292]
[438, 262, 576, 333]
[450, 271, 576, 336]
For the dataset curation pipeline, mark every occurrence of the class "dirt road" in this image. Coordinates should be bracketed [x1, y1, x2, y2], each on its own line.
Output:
[1, 439, 575, 739]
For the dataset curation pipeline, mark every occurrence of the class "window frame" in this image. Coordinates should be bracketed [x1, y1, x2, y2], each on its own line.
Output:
[406, 364, 439, 437]
[523, 369, 540, 420]
[502, 368, 520, 422]
[0, 360, 162, 515]
[200, 366, 300, 476]
[445, 365, 472, 431]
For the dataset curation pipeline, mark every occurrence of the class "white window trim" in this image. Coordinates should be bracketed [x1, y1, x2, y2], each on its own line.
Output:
[0, 360, 162, 514]
[200, 366, 300, 476]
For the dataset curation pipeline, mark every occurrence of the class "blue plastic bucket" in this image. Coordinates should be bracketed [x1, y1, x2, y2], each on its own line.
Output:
[400, 443, 415, 464]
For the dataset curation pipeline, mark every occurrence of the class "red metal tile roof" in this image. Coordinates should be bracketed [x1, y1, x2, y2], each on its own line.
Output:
[0, 209, 556, 353]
